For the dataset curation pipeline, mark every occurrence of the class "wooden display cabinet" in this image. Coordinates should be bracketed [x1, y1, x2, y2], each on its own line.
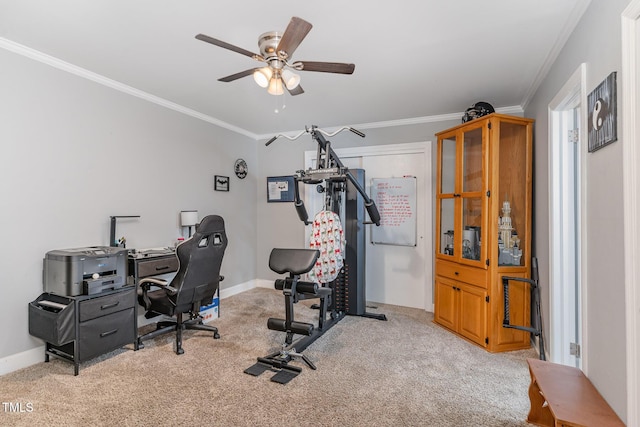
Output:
[434, 113, 534, 352]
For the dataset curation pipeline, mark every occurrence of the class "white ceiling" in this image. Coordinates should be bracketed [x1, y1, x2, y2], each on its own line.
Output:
[0, 0, 592, 138]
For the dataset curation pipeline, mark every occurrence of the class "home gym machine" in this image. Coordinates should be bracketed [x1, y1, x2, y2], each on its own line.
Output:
[244, 125, 387, 383]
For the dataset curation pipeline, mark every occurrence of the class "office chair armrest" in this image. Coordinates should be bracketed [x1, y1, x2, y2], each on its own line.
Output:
[139, 277, 178, 295]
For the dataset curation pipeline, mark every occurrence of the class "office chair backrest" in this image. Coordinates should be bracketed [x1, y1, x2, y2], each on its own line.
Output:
[171, 215, 227, 308]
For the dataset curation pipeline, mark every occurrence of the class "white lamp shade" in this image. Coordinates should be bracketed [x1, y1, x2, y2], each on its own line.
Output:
[281, 69, 300, 90]
[253, 67, 273, 88]
[267, 77, 284, 95]
[180, 210, 198, 227]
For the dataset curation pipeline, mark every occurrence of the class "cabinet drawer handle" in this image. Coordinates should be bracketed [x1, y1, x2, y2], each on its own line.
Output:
[100, 302, 120, 310]
[155, 265, 170, 271]
[100, 329, 118, 338]
[454, 271, 459, 275]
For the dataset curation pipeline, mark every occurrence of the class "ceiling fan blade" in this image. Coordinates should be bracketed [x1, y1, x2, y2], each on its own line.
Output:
[195, 34, 262, 60]
[276, 17, 313, 59]
[286, 85, 304, 96]
[296, 61, 355, 74]
[218, 68, 258, 82]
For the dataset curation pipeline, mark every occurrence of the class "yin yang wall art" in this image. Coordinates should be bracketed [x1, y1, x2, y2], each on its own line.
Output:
[588, 72, 617, 153]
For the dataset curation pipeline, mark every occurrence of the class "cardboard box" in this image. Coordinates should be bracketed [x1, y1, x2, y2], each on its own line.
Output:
[199, 295, 219, 323]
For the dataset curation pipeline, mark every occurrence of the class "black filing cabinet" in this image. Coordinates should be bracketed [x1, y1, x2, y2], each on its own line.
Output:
[29, 287, 136, 375]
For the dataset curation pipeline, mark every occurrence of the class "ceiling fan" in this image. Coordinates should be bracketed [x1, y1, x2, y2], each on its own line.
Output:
[195, 16, 355, 96]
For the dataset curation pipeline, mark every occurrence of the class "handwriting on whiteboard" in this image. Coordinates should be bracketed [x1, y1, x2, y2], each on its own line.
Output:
[375, 182, 413, 227]
[371, 177, 417, 246]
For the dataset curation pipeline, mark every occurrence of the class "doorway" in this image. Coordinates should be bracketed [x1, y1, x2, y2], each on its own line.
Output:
[548, 63, 587, 368]
[304, 142, 432, 311]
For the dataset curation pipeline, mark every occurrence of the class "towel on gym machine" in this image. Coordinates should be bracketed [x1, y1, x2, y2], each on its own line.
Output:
[307, 210, 345, 283]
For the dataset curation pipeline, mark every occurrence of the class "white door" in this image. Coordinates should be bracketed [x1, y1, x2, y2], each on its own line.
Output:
[361, 154, 428, 309]
[304, 142, 432, 311]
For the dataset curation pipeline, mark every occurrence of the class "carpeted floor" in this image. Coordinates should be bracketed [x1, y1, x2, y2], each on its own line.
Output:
[0, 287, 537, 426]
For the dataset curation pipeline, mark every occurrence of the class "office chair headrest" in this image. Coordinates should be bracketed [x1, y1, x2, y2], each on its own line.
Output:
[194, 215, 225, 236]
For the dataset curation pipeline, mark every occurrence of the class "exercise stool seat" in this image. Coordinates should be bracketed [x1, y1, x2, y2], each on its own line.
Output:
[269, 248, 321, 276]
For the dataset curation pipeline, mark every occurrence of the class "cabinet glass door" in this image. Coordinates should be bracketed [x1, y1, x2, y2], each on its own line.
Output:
[462, 197, 482, 261]
[461, 126, 485, 264]
[497, 121, 528, 266]
[440, 137, 456, 194]
[438, 136, 457, 257]
[439, 198, 455, 256]
[462, 128, 483, 192]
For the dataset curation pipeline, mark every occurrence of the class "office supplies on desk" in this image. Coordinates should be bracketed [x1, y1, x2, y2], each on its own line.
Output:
[36, 299, 69, 311]
[129, 247, 175, 259]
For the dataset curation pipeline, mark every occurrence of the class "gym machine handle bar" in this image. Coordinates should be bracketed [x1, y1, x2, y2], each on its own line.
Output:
[265, 125, 365, 146]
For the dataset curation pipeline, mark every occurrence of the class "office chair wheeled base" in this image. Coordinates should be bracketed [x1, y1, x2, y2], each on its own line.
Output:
[137, 312, 220, 355]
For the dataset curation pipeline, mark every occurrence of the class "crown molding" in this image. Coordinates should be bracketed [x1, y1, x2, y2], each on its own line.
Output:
[0, 37, 258, 139]
[255, 105, 524, 141]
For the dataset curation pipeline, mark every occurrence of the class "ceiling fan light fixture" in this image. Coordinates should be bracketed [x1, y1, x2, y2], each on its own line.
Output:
[281, 69, 301, 90]
[253, 67, 273, 88]
[267, 77, 284, 96]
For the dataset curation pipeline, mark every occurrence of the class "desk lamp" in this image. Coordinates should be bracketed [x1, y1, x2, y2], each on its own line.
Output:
[180, 210, 198, 238]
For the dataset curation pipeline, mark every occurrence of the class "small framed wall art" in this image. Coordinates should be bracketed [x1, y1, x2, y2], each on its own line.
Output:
[214, 175, 229, 191]
[588, 72, 617, 153]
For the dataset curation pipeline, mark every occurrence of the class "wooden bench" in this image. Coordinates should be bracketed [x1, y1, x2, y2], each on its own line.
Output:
[526, 358, 624, 427]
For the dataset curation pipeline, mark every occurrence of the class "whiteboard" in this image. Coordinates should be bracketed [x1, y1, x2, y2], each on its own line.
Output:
[370, 177, 417, 246]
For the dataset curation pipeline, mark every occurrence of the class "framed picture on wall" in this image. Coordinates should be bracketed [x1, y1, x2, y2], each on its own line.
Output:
[214, 175, 229, 191]
[266, 176, 295, 202]
[588, 72, 617, 153]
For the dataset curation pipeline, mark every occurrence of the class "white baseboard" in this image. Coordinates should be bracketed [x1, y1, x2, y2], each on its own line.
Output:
[254, 279, 276, 289]
[220, 279, 260, 298]
[0, 346, 46, 377]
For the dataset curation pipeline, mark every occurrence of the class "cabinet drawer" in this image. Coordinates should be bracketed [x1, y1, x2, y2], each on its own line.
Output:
[137, 256, 179, 278]
[78, 308, 135, 361]
[79, 288, 134, 322]
[436, 260, 486, 288]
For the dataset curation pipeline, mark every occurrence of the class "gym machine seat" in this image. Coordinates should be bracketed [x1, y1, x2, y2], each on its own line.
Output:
[244, 248, 332, 384]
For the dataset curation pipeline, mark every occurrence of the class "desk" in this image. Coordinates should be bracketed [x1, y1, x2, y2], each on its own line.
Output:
[128, 250, 179, 284]
[128, 249, 179, 337]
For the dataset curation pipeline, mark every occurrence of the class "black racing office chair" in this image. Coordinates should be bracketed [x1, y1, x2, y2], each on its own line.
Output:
[137, 215, 227, 354]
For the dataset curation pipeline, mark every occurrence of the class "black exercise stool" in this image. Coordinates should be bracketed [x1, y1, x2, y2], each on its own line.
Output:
[244, 248, 332, 384]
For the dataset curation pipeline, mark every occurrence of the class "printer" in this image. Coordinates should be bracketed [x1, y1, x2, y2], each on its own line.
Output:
[43, 246, 128, 296]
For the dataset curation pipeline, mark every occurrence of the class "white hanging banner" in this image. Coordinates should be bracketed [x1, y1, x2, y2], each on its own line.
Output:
[370, 176, 417, 246]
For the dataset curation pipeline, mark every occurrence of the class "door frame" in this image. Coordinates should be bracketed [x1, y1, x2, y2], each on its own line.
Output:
[547, 63, 588, 367]
[622, 1, 640, 424]
[304, 141, 433, 310]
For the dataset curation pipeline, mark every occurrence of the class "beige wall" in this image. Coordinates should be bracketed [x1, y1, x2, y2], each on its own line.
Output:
[524, 0, 630, 420]
[0, 48, 257, 359]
